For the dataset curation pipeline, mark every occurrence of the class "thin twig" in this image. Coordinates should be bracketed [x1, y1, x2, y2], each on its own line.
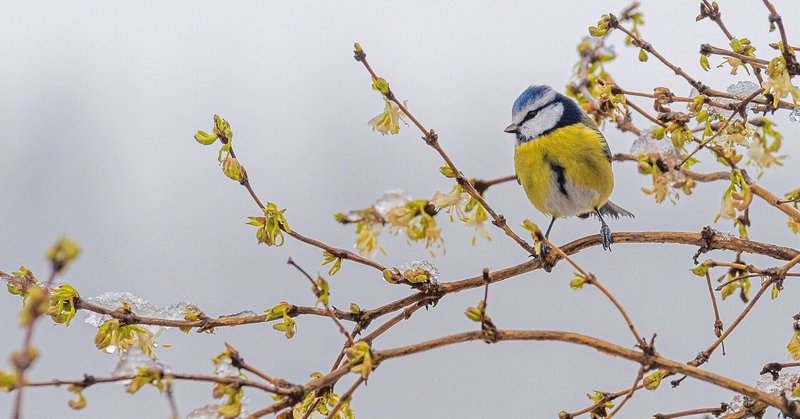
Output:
[700, 0, 734, 40]
[228, 145, 388, 273]
[472, 174, 517, 194]
[70, 230, 798, 334]
[287, 258, 353, 345]
[678, 88, 762, 168]
[654, 404, 728, 419]
[704, 272, 724, 338]
[715, 273, 761, 291]
[606, 366, 645, 418]
[165, 381, 180, 419]
[695, 277, 774, 366]
[355, 48, 539, 257]
[324, 377, 364, 419]
[23, 372, 293, 396]
[375, 330, 790, 415]
[541, 235, 646, 347]
[12, 268, 57, 419]
[702, 44, 769, 67]
[762, 0, 799, 74]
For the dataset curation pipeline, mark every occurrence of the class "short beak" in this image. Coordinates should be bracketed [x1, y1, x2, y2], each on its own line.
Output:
[504, 123, 518, 133]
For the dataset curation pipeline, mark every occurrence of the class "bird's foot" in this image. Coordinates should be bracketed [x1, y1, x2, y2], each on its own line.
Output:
[600, 224, 612, 251]
[536, 242, 551, 260]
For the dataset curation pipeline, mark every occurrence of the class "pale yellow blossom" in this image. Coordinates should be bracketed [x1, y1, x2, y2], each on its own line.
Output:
[355, 223, 383, 258]
[463, 205, 491, 245]
[430, 185, 469, 221]
[762, 60, 800, 107]
[747, 138, 784, 169]
[717, 191, 737, 220]
[367, 99, 408, 135]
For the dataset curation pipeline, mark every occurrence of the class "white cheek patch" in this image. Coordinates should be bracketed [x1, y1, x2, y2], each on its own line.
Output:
[518, 102, 564, 140]
[512, 89, 557, 125]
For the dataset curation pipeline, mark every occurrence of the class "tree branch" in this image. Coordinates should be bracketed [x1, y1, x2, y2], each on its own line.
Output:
[375, 329, 792, 415]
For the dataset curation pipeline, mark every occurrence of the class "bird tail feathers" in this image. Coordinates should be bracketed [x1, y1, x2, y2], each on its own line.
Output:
[578, 201, 635, 219]
[597, 200, 634, 219]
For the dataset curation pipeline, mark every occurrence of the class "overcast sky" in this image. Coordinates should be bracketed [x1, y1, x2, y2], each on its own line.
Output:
[2, 1, 800, 418]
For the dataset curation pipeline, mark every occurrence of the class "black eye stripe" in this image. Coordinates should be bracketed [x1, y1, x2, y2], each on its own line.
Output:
[522, 109, 539, 123]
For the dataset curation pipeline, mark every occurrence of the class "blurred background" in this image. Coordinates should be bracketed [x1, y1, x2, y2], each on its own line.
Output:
[1, 1, 799, 417]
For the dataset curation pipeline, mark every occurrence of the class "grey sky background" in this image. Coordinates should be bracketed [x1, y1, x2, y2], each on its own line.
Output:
[2, 1, 800, 418]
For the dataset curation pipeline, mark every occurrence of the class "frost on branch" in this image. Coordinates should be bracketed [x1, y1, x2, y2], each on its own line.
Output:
[725, 372, 800, 415]
[691, 81, 761, 115]
[112, 346, 163, 378]
[213, 358, 241, 378]
[84, 292, 199, 355]
[373, 189, 411, 218]
[630, 127, 682, 159]
[184, 359, 249, 419]
[630, 127, 693, 203]
[185, 402, 249, 419]
[399, 259, 440, 284]
[83, 292, 197, 335]
[219, 310, 258, 319]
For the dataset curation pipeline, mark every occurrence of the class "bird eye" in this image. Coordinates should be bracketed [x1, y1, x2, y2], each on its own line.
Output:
[524, 109, 539, 121]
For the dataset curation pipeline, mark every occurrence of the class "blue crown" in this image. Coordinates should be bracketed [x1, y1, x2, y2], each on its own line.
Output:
[512, 85, 555, 113]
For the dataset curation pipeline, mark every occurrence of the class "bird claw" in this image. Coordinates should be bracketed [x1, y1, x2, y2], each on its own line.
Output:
[600, 224, 612, 251]
[537, 242, 551, 260]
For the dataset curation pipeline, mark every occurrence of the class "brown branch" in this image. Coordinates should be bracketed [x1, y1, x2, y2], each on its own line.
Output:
[616, 153, 800, 222]
[325, 377, 363, 419]
[23, 372, 294, 396]
[287, 258, 353, 345]
[715, 273, 762, 291]
[619, 88, 744, 111]
[697, 0, 768, 93]
[562, 384, 643, 418]
[699, 277, 773, 366]
[762, 0, 799, 75]
[612, 18, 706, 93]
[362, 302, 425, 344]
[472, 174, 517, 194]
[678, 88, 762, 168]
[779, 254, 800, 278]
[700, 0, 734, 40]
[654, 404, 728, 419]
[579, 265, 785, 415]
[614, 16, 783, 110]
[704, 272, 724, 339]
[355, 47, 539, 257]
[247, 398, 294, 418]
[72, 230, 798, 336]
[12, 268, 58, 419]
[165, 381, 180, 419]
[75, 298, 357, 329]
[702, 44, 770, 67]
[625, 98, 665, 127]
[613, 153, 730, 182]
[227, 146, 388, 274]
[363, 229, 797, 352]
[747, 180, 800, 223]
[375, 329, 792, 415]
[541, 236, 646, 347]
[606, 366, 645, 418]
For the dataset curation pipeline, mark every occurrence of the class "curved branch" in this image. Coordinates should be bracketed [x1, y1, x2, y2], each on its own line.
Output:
[23, 372, 296, 396]
[375, 329, 791, 415]
[74, 299, 358, 328]
[72, 230, 798, 335]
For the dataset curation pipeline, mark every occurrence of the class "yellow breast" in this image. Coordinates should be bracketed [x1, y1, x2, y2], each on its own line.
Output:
[513, 123, 614, 217]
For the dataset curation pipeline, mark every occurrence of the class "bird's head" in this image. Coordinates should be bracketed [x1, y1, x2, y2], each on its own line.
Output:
[504, 85, 583, 144]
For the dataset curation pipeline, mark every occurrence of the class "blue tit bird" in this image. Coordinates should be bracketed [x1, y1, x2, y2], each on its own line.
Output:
[503, 85, 633, 251]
